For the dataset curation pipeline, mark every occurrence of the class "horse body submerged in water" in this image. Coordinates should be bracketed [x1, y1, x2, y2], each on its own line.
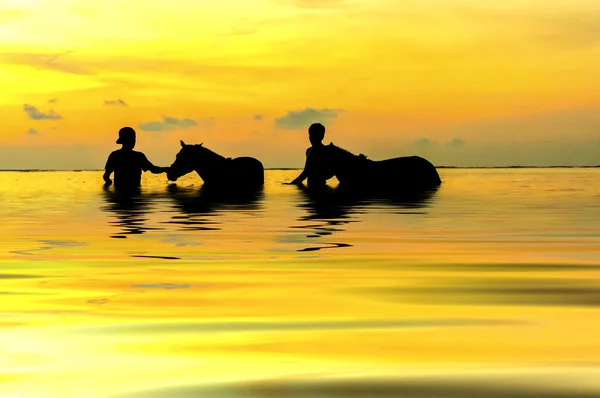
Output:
[167, 141, 264, 189]
[309, 143, 441, 192]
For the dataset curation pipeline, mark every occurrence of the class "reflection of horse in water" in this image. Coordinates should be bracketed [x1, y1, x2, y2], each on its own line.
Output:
[167, 141, 264, 189]
[297, 184, 439, 221]
[165, 184, 264, 230]
[292, 184, 439, 251]
[310, 144, 441, 192]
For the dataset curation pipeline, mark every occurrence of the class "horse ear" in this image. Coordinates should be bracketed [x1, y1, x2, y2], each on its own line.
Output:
[200, 142, 203, 146]
[180, 140, 186, 147]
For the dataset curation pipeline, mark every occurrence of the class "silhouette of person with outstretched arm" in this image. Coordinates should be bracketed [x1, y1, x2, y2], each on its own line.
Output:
[103, 127, 169, 188]
[287, 123, 334, 187]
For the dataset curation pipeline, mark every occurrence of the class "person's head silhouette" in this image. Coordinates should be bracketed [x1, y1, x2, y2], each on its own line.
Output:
[116, 127, 136, 150]
[308, 123, 325, 147]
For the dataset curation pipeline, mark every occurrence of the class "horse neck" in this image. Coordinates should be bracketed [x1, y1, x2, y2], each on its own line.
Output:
[330, 145, 366, 181]
[331, 146, 360, 168]
[191, 147, 227, 181]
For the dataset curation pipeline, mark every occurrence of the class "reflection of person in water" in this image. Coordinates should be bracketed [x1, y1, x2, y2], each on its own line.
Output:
[103, 127, 169, 189]
[288, 123, 335, 187]
[292, 184, 359, 252]
[101, 185, 154, 237]
[296, 184, 357, 221]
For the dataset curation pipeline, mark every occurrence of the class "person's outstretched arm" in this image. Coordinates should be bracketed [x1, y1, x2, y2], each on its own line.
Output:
[146, 161, 169, 174]
[289, 169, 307, 185]
[141, 153, 169, 174]
[286, 148, 312, 185]
[149, 165, 169, 174]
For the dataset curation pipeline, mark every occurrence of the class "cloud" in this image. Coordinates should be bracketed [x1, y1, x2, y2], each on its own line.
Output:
[410, 137, 466, 151]
[138, 115, 198, 132]
[104, 99, 128, 106]
[26, 128, 39, 135]
[23, 104, 63, 120]
[275, 108, 342, 129]
[411, 137, 436, 148]
[199, 117, 215, 128]
[448, 138, 466, 147]
[1, 51, 90, 75]
[254, 114, 264, 121]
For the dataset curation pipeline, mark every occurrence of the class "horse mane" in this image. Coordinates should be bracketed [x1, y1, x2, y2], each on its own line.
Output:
[189, 144, 228, 162]
[329, 143, 368, 160]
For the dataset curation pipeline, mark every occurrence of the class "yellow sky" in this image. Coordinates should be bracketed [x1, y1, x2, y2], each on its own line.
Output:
[1, 0, 600, 167]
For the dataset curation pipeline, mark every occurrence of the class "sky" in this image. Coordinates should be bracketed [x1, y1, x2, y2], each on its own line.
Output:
[1, 0, 600, 169]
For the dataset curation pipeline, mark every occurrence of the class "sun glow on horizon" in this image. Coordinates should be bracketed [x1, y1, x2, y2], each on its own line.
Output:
[1, 0, 600, 168]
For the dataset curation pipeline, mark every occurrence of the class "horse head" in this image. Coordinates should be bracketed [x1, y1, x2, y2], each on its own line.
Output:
[167, 140, 203, 181]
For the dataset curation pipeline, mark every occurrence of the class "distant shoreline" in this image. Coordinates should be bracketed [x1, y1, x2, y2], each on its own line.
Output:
[0, 166, 599, 172]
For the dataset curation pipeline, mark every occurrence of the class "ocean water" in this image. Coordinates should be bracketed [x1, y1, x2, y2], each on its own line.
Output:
[1, 169, 600, 397]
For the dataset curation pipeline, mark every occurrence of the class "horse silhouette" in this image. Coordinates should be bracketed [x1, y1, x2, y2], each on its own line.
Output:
[314, 143, 442, 192]
[167, 141, 264, 189]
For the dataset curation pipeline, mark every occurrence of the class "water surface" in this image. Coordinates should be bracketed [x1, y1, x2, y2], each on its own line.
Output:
[1, 169, 600, 397]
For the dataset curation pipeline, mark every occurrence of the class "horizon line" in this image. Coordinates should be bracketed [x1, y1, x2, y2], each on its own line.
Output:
[0, 166, 599, 172]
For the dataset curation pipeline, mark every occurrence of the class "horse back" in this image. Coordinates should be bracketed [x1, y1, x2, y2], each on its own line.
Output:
[229, 156, 265, 185]
[370, 156, 441, 188]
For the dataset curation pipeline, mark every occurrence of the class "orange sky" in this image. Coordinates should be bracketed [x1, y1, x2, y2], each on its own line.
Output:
[1, 0, 600, 168]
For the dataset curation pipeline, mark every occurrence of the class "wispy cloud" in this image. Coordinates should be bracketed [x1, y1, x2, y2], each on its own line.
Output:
[411, 138, 436, 148]
[199, 117, 216, 128]
[1, 51, 90, 75]
[448, 138, 466, 147]
[23, 104, 63, 120]
[254, 114, 264, 121]
[138, 116, 198, 132]
[275, 108, 342, 129]
[104, 99, 128, 106]
[220, 26, 260, 37]
[26, 128, 39, 135]
[412, 137, 466, 149]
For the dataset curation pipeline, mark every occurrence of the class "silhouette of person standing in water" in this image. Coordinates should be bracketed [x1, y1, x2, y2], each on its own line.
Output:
[103, 127, 169, 188]
[288, 123, 335, 187]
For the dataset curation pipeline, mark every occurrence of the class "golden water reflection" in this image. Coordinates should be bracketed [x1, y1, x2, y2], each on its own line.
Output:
[0, 169, 600, 397]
